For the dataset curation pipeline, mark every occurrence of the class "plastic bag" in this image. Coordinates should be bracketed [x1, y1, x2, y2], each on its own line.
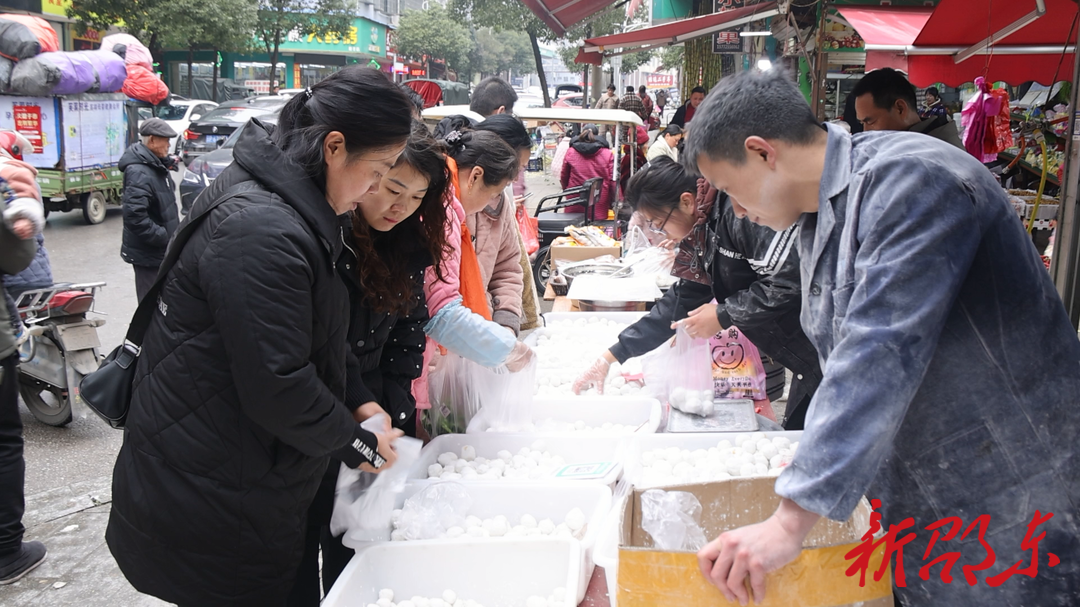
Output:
[516, 202, 539, 255]
[464, 355, 537, 433]
[123, 64, 169, 105]
[985, 87, 1013, 158]
[664, 325, 715, 417]
[425, 352, 478, 437]
[709, 326, 767, 401]
[100, 33, 153, 71]
[640, 489, 708, 551]
[0, 14, 59, 60]
[395, 483, 473, 541]
[0, 57, 11, 93]
[330, 413, 423, 547]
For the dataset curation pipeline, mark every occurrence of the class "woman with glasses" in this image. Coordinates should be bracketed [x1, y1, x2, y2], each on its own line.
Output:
[571, 157, 823, 430]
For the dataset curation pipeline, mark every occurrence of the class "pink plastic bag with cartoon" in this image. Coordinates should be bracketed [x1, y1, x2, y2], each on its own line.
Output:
[709, 325, 774, 420]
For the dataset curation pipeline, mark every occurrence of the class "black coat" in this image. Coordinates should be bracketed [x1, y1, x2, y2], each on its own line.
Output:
[119, 143, 179, 267]
[341, 227, 431, 429]
[610, 189, 823, 423]
[670, 100, 693, 128]
[106, 121, 375, 606]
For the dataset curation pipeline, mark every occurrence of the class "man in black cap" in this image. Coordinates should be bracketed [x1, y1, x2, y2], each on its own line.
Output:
[120, 118, 180, 300]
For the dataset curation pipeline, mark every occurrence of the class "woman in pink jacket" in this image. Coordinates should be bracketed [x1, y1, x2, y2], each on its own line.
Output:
[560, 125, 615, 220]
[413, 127, 534, 409]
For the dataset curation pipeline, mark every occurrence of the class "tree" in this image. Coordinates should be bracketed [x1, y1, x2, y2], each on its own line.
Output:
[395, 5, 474, 76]
[659, 46, 684, 72]
[255, 0, 353, 91]
[68, 0, 170, 57]
[157, 0, 257, 98]
[620, 49, 655, 74]
[469, 28, 534, 81]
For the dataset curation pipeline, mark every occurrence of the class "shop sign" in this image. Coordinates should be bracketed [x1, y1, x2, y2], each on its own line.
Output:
[73, 27, 105, 50]
[713, 0, 745, 54]
[821, 9, 864, 52]
[645, 73, 675, 89]
[280, 18, 386, 57]
[40, 0, 70, 17]
[409, 68, 426, 76]
[12, 105, 43, 153]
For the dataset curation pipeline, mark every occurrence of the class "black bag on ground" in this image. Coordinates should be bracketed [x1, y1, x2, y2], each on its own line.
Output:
[80, 181, 256, 428]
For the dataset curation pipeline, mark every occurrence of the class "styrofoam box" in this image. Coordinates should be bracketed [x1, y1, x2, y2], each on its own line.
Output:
[623, 431, 804, 486]
[592, 487, 628, 607]
[467, 396, 663, 435]
[410, 434, 625, 487]
[524, 311, 648, 348]
[389, 482, 612, 603]
[322, 539, 580, 607]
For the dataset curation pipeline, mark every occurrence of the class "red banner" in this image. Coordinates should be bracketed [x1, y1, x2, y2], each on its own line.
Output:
[646, 73, 675, 89]
[12, 105, 43, 154]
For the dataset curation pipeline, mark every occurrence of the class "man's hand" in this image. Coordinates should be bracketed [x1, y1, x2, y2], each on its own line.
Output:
[353, 402, 390, 430]
[11, 218, 33, 240]
[358, 428, 405, 474]
[697, 498, 819, 604]
[673, 303, 722, 339]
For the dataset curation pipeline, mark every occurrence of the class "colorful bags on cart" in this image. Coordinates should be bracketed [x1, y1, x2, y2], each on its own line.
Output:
[100, 33, 154, 71]
[9, 50, 127, 96]
[0, 14, 59, 60]
[122, 64, 169, 104]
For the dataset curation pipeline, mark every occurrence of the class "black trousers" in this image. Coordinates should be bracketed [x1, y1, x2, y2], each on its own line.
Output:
[287, 410, 417, 606]
[0, 354, 25, 558]
[132, 265, 159, 302]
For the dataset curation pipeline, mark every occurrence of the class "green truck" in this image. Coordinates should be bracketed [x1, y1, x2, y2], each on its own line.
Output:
[1, 92, 143, 224]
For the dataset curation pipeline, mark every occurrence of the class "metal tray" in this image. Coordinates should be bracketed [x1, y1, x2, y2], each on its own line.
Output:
[664, 399, 759, 433]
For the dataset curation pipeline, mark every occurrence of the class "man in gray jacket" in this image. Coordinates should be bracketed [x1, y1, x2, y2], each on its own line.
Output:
[686, 69, 1080, 606]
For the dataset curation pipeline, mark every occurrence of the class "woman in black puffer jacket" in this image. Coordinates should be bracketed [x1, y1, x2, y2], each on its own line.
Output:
[106, 67, 414, 606]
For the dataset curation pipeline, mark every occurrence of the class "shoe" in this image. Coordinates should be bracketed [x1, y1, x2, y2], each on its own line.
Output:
[0, 541, 47, 584]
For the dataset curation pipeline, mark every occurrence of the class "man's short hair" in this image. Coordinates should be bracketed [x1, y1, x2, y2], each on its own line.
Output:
[470, 77, 518, 117]
[926, 86, 940, 98]
[682, 69, 822, 169]
[607, 84, 616, 92]
[626, 86, 634, 94]
[850, 68, 918, 112]
[638, 85, 647, 95]
[690, 86, 707, 96]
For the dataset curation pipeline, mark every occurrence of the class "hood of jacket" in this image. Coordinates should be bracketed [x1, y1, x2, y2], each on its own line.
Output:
[571, 138, 608, 156]
[672, 177, 721, 284]
[231, 119, 343, 259]
[119, 142, 168, 173]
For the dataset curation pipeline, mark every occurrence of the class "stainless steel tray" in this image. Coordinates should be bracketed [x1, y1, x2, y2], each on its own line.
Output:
[665, 399, 759, 433]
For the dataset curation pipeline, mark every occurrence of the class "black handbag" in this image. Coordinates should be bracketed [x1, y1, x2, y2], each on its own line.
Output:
[80, 181, 257, 428]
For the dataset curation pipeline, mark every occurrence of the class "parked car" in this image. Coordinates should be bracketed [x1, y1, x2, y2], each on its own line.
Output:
[181, 100, 283, 162]
[514, 95, 546, 112]
[553, 93, 583, 108]
[179, 115, 278, 213]
[141, 98, 219, 155]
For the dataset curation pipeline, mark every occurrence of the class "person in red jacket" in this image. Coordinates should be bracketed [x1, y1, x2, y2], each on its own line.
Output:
[560, 125, 615, 220]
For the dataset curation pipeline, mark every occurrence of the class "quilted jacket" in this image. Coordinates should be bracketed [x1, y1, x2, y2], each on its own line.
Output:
[119, 142, 178, 267]
[106, 120, 376, 606]
[560, 138, 614, 220]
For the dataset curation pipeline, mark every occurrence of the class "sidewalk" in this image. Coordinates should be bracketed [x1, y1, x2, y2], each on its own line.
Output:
[0, 477, 167, 607]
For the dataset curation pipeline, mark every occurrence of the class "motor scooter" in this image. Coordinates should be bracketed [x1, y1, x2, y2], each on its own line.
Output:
[13, 283, 105, 426]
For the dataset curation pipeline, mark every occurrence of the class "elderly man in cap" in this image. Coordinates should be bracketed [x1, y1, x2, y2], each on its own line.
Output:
[120, 118, 180, 301]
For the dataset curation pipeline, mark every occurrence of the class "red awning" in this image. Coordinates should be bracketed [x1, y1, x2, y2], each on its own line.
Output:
[575, 1, 779, 65]
[868, 0, 1079, 86]
[521, 0, 618, 37]
[835, 6, 932, 47]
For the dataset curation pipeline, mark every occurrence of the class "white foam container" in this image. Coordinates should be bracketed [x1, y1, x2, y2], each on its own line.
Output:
[410, 434, 625, 487]
[322, 538, 580, 607]
[467, 396, 662, 435]
[591, 488, 627, 607]
[386, 482, 612, 603]
[623, 431, 804, 486]
[524, 311, 647, 348]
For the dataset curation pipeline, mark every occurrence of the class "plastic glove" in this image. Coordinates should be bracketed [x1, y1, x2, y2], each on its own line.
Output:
[572, 356, 611, 395]
[504, 340, 535, 373]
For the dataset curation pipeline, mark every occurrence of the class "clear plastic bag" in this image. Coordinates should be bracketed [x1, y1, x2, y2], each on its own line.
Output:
[660, 325, 715, 417]
[331, 414, 423, 548]
[396, 482, 474, 541]
[640, 489, 708, 551]
[465, 356, 537, 433]
[425, 352, 480, 437]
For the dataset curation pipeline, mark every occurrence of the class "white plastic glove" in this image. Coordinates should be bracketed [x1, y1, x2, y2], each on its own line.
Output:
[504, 341, 535, 373]
[572, 356, 611, 395]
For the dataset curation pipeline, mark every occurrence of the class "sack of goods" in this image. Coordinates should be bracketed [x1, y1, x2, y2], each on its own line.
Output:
[10, 50, 127, 96]
[100, 33, 154, 71]
[122, 64, 169, 105]
[0, 14, 59, 60]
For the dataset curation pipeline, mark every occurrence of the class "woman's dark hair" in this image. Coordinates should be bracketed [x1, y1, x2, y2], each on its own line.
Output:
[440, 127, 519, 187]
[475, 114, 531, 152]
[626, 156, 697, 214]
[661, 124, 683, 137]
[432, 114, 476, 140]
[398, 82, 426, 115]
[272, 67, 412, 190]
[351, 121, 451, 315]
[576, 128, 597, 143]
[926, 86, 940, 99]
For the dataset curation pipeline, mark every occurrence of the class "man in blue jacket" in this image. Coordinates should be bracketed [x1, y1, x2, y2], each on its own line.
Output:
[684, 69, 1080, 605]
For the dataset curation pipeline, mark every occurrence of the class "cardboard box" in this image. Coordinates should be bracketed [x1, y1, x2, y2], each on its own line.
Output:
[549, 243, 622, 264]
[616, 478, 893, 607]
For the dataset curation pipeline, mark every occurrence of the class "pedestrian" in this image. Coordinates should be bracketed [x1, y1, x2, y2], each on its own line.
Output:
[597, 84, 621, 144]
[638, 85, 654, 125]
[670, 86, 706, 128]
[687, 68, 1080, 607]
[921, 86, 949, 119]
[852, 68, 962, 148]
[119, 118, 180, 301]
[619, 86, 649, 140]
[287, 122, 450, 606]
[655, 87, 669, 121]
[560, 125, 614, 221]
[106, 67, 412, 606]
[469, 76, 518, 116]
[572, 157, 821, 430]
[0, 130, 47, 586]
[646, 124, 683, 163]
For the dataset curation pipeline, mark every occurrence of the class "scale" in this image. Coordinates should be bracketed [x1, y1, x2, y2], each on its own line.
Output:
[665, 399, 759, 432]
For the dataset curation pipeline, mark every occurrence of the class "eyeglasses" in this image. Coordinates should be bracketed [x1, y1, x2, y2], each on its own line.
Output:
[646, 206, 676, 235]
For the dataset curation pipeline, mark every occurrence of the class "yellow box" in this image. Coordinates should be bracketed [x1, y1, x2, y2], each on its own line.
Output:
[617, 478, 894, 607]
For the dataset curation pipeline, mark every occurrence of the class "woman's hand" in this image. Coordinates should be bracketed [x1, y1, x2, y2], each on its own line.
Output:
[11, 218, 33, 240]
[572, 350, 616, 394]
[358, 428, 405, 474]
[504, 341, 535, 372]
[697, 498, 818, 604]
[673, 303, 722, 339]
[353, 401, 390, 430]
